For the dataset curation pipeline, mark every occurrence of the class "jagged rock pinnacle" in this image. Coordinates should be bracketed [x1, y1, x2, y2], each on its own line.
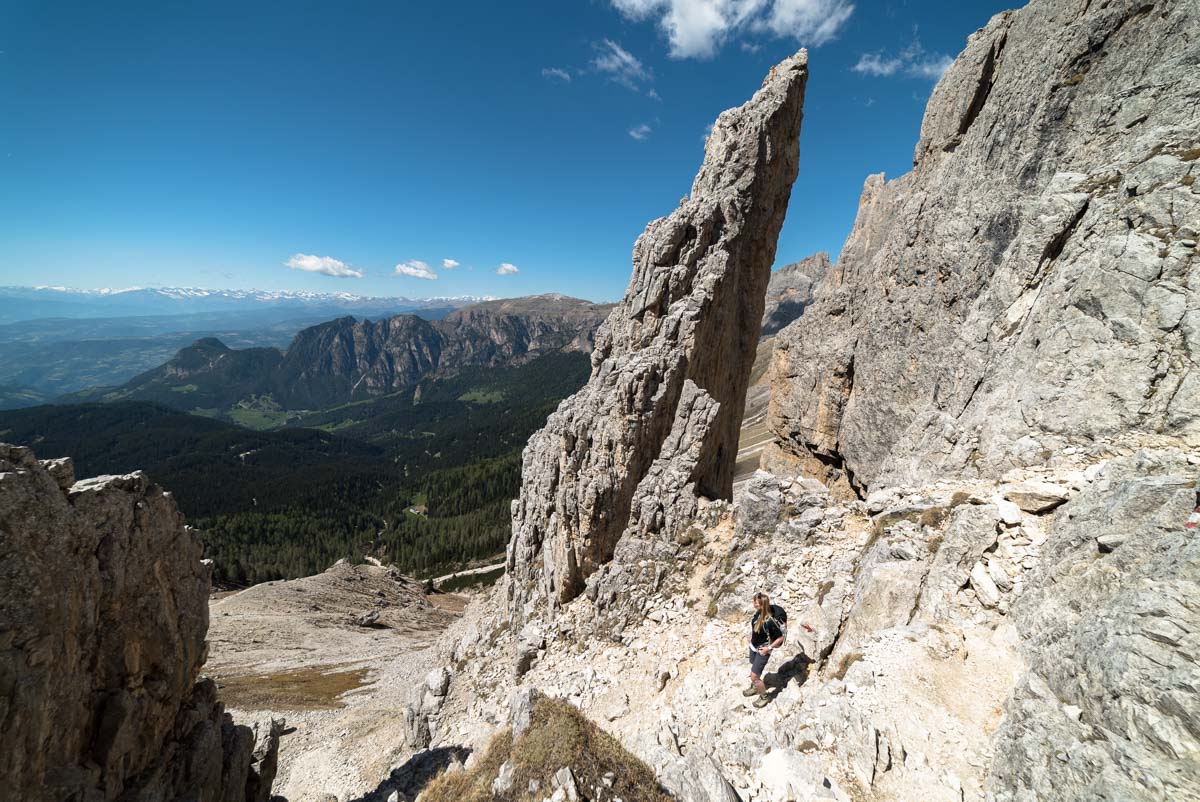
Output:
[507, 50, 808, 616]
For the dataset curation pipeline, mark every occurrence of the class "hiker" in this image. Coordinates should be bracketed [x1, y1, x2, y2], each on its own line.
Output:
[743, 591, 786, 708]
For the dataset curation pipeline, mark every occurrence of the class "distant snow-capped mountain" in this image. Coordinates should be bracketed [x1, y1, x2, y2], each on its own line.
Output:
[0, 286, 498, 324]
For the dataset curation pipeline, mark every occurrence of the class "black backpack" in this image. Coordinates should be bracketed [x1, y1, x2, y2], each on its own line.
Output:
[770, 603, 788, 627]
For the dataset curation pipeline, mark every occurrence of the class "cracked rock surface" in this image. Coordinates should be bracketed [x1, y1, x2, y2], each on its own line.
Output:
[768, 0, 1200, 492]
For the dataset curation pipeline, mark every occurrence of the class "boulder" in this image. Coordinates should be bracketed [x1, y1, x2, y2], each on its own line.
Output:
[989, 453, 1200, 801]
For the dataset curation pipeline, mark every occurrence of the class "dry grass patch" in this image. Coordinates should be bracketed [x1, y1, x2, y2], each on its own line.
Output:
[216, 665, 370, 710]
[423, 697, 673, 802]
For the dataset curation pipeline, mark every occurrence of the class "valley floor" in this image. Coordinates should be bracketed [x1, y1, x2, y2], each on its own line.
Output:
[205, 561, 467, 801]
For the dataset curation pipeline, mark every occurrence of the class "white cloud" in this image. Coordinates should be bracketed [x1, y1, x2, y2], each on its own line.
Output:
[628, 123, 652, 141]
[609, 0, 853, 59]
[853, 39, 953, 80]
[442, 258, 460, 269]
[284, 253, 363, 278]
[542, 67, 572, 82]
[908, 53, 953, 79]
[395, 260, 437, 280]
[852, 52, 901, 76]
[496, 263, 520, 275]
[592, 39, 652, 90]
[759, 0, 855, 46]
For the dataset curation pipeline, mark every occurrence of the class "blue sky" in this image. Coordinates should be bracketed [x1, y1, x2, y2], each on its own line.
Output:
[0, 0, 1012, 302]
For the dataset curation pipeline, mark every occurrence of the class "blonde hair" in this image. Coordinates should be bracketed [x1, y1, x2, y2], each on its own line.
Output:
[753, 592, 772, 633]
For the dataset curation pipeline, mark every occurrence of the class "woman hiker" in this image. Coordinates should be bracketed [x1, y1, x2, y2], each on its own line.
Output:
[744, 591, 787, 708]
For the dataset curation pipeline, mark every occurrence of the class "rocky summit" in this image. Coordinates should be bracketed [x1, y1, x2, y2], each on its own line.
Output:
[767, 0, 1199, 493]
[0, 444, 279, 802]
[507, 50, 809, 620]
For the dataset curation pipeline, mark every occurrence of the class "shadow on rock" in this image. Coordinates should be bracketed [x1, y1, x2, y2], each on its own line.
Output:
[765, 651, 813, 692]
[348, 746, 472, 802]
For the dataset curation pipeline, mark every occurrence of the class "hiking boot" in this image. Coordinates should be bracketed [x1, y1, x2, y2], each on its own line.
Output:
[753, 693, 770, 708]
[741, 685, 760, 697]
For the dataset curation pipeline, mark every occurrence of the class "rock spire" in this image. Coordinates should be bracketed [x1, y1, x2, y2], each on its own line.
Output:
[507, 51, 809, 616]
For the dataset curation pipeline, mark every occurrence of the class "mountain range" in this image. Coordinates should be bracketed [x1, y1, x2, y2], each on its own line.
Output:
[69, 294, 613, 417]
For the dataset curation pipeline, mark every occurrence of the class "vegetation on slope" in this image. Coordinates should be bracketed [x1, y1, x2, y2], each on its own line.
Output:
[0, 350, 592, 584]
[423, 696, 672, 802]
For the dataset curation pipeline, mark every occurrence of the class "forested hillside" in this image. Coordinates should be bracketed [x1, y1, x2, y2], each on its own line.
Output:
[0, 350, 592, 583]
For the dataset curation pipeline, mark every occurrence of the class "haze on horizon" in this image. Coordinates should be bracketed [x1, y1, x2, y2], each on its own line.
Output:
[0, 0, 1011, 304]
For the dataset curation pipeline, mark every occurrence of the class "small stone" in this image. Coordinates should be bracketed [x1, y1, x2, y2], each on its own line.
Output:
[554, 767, 579, 802]
[492, 760, 515, 795]
[970, 562, 1002, 608]
[994, 496, 1024, 526]
[987, 560, 1014, 591]
[1003, 481, 1070, 513]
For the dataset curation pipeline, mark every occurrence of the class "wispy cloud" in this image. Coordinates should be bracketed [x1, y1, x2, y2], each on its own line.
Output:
[496, 263, 520, 275]
[852, 52, 901, 77]
[628, 123, 652, 141]
[395, 260, 437, 280]
[442, 258, 460, 269]
[908, 53, 953, 79]
[541, 66, 572, 83]
[592, 39, 652, 90]
[609, 0, 854, 60]
[852, 38, 953, 80]
[284, 253, 363, 278]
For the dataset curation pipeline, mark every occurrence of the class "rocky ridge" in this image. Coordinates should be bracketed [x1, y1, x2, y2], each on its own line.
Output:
[96, 294, 612, 412]
[0, 443, 279, 802]
[767, 0, 1200, 493]
[506, 50, 809, 622]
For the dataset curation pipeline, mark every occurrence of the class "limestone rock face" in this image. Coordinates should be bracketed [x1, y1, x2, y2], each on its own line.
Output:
[768, 0, 1200, 492]
[988, 450, 1200, 801]
[507, 50, 808, 615]
[0, 443, 278, 802]
[761, 251, 830, 335]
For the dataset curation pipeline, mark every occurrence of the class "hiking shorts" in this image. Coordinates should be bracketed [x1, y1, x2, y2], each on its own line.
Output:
[748, 646, 770, 677]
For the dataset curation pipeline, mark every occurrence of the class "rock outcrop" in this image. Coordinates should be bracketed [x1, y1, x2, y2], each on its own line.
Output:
[768, 0, 1199, 493]
[506, 50, 809, 617]
[97, 294, 612, 412]
[761, 251, 830, 335]
[0, 444, 279, 802]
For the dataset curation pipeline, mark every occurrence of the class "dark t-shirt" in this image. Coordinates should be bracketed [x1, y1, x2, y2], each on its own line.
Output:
[750, 604, 786, 648]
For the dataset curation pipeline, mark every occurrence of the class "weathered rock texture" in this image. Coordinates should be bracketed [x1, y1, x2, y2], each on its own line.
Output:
[507, 51, 808, 616]
[0, 444, 278, 802]
[761, 251, 830, 335]
[768, 0, 1200, 493]
[988, 449, 1200, 801]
